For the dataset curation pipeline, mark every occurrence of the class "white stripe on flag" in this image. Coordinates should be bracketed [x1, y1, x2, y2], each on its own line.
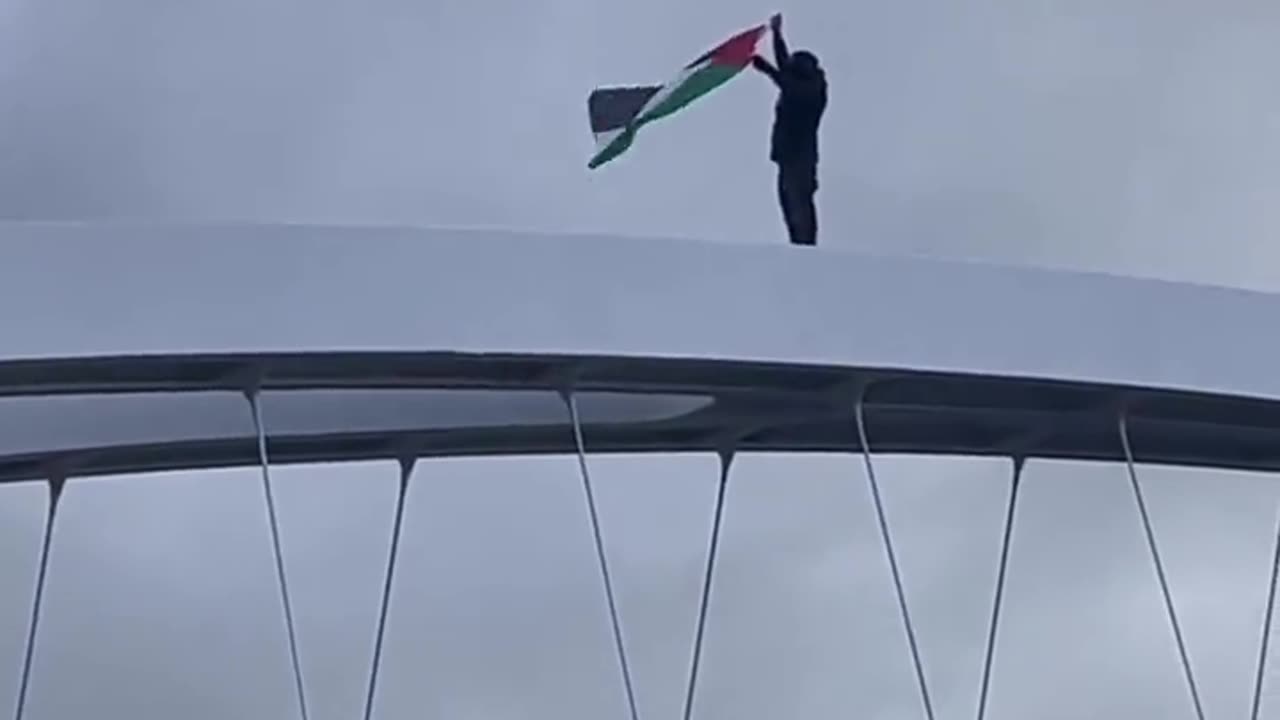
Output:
[633, 64, 701, 123]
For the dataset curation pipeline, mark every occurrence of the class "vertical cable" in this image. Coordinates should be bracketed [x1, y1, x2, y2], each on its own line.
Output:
[248, 391, 311, 720]
[855, 395, 936, 720]
[1119, 413, 1205, 720]
[680, 451, 734, 720]
[1252, 463, 1280, 720]
[362, 457, 415, 720]
[566, 391, 642, 720]
[974, 459, 1022, 720]
[14, 476, 64, 720]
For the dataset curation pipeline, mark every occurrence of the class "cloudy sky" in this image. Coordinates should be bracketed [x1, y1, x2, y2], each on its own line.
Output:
[3, 0, 1280, 287]
[4, 0, 1280, 718]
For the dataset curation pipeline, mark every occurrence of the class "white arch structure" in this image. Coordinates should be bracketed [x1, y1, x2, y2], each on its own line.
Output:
[5, 222, 1280, 720]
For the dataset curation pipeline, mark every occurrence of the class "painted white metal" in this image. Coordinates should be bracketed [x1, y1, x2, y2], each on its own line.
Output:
[2, 222, 1274, 400]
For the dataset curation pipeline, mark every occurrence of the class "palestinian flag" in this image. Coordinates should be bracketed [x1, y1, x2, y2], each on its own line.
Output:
[587, 23, 767, 169]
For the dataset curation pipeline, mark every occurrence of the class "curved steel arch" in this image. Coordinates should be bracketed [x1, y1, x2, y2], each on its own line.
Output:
[1, 222, 1276, 479]
[6, 223, 1280, 720]
[0, 352, 1275, 483]
[5, 222, 1280, 401]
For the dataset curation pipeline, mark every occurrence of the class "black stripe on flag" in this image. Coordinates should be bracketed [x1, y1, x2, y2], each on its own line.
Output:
[588, 86, 661, 133]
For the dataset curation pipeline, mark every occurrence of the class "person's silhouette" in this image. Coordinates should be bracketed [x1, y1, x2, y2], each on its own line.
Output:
[751, 13, 827, 246]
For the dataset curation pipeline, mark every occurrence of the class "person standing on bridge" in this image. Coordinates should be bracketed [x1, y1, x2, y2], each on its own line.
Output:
[751, 13, 827, 247]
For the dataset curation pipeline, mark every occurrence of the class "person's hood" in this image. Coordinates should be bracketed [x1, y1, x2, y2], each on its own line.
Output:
[790, 64, 825, 90]
[784, 53, 825, 86]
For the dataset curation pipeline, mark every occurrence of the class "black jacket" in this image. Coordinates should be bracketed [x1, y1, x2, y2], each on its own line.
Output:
[753, 35, 827, 165]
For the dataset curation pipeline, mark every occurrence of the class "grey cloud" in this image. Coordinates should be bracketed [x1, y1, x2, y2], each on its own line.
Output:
[4, 0, 1280, 287]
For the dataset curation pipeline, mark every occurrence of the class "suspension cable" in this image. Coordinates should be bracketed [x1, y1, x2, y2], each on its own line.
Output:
[362, 458, 415, 720]
[1119, 413, 1205, 720]
[14, 476, 64, 720]
[974, 459, 1022, 720]
[1251, 467, 1280, 720]
[567, 392, 642, 720]
[680, 452, 733, 720]
[855, 396, 936, 720]
[249, 392, 311, 720]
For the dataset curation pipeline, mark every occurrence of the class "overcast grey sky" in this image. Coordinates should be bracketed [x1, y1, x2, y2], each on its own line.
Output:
[3, 452, 1279, 719]
[3, 0, 1280, 286]
[4, 0, 1280, 718]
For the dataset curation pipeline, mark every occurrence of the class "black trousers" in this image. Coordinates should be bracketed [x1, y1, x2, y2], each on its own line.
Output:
[777, 161, 818, 246]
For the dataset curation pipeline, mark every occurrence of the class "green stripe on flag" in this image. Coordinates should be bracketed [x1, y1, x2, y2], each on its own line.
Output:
[589, 128, 637, 170]
[635, 63, 741, 126]
[588, 23, 764, 169]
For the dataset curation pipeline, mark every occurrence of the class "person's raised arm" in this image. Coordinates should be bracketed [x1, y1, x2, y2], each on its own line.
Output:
[752, 55, 780, 85]
[769, 13, 789, 66]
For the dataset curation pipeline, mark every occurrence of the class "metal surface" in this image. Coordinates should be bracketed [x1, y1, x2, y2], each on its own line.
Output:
[7, 223, 1280, 407]
[0, 352, 1277, 482]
